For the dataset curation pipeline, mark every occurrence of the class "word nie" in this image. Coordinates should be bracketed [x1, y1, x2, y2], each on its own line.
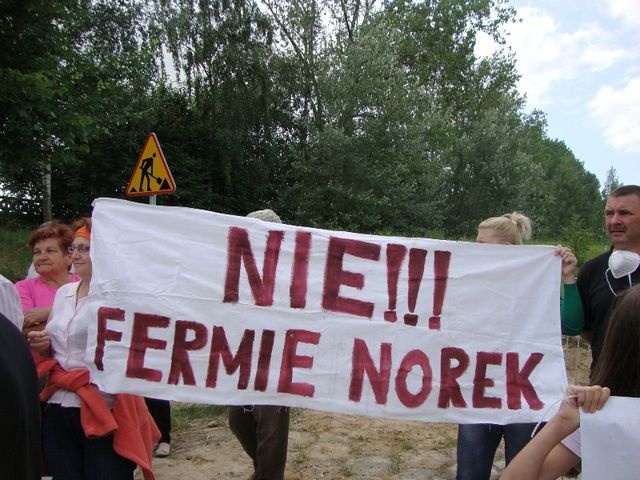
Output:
[224, 227, 452, 329]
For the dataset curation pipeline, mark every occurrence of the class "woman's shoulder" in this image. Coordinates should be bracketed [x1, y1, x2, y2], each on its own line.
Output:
[56, 280, 82, 297]
[14, 276, 41, 293]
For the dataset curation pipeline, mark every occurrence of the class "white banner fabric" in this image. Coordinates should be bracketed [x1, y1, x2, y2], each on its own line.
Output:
[86, 198, 567, 424]
[581, 396, 640, 479]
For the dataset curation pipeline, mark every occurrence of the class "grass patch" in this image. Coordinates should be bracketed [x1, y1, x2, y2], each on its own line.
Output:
[171, 403, 225, 430]
[339, 464, 354, 477]
[438, 432, 458, 449]
[399, 437, 414, 451]
[292, 450, 309, 466]
[349, 442, 363, 456]
[388, 451, 402, 474]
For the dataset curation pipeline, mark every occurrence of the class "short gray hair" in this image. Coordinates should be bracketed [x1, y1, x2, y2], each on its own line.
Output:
[247, 209, 282, 224]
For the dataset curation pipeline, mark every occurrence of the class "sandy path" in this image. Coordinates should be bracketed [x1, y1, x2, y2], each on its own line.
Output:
[148, 409, 501, 480]
[146, 338, 589, 480]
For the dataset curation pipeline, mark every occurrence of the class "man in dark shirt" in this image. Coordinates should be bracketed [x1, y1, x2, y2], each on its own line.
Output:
[577, 185, 640, 367]
[0, 313, 41, 480]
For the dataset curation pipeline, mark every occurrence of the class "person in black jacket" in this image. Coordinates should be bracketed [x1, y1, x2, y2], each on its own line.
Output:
[577, 185, 640, 368]
[0, 312, 41, 480]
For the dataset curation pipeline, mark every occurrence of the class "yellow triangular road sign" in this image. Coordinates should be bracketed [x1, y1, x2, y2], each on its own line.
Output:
[126, 133, 176, 196]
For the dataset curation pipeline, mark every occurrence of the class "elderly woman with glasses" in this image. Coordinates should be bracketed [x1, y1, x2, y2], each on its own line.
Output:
[15, 221, 80, 335]
[27, 218, 160, 480]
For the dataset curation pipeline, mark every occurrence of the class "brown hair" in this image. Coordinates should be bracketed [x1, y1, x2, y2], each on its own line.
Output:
[28, 221, 74, 253]
[590, 284, 640, 397]
[71, 217, 92, 234]
[477, 212, 532, 245]
[609, 185, 640, 200]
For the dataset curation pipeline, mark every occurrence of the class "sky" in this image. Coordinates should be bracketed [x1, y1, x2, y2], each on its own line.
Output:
[476, 0, 640, 188]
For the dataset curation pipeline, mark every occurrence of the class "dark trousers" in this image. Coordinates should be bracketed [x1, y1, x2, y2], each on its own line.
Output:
[42, 404, 135, 480]
[228, 405, 290, 480]
[456, 422, 537, 480]
[0, 314, 42, 480]
[144, 397, 171, 443]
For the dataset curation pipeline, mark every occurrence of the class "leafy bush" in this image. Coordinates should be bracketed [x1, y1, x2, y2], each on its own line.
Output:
[559, 214, 607, 266]
[0, 227, 33, 281]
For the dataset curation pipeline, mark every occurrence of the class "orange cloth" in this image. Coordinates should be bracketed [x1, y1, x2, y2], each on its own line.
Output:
[74, 225, 90, 239]
[38, 359, 160, 480]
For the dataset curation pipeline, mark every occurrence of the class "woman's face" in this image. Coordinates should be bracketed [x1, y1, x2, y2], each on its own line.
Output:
[32, 237, 72, 278]
[70, 237, 92, 280]
[476, 228, 508, 245]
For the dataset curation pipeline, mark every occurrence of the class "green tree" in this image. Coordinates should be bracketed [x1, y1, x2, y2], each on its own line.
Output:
[155, 0, 281, 214]
[0, 0, 606, 242]
[521, 134, 604, 240]
[0, 0, 81, 209]
[1, 0, 161, 221]
[601, 166, 621, 198]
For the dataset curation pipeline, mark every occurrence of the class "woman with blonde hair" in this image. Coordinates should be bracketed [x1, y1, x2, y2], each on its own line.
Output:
[476, 212, 532, 245]
[456, 212, 535, 480]
[456, 212, 582, 480]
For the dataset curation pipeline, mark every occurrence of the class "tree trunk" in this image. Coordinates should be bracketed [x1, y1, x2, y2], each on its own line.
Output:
[42, 147, 52, 222]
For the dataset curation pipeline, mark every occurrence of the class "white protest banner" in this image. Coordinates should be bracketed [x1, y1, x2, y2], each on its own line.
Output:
[581, 396, 640, 479]
[86, 198, 567, 424]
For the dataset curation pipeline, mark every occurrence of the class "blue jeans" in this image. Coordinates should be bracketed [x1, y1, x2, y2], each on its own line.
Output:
[456, 423, 537, 480]
[42, 404, 135, 480]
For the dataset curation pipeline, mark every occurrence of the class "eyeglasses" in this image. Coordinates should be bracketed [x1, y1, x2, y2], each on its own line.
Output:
[68, 245, 90, 254]
[605, 268, 634, 297]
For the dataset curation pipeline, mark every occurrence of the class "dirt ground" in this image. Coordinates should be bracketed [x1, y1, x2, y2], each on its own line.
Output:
[146, 338, 591, 480]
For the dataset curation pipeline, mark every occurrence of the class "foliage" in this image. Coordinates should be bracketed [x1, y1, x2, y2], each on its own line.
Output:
[1, 0, 159, 220]
[601, 166, 621, 198]
[0, 226, 35, 282]
[0, 0, 606, 243]
[559, 214, 601, 266]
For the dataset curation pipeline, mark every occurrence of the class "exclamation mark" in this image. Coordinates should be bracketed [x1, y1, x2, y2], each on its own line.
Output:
[429, 250, 451, 330]
[403, 248, 427, 326]
[384, 244, 407, 322]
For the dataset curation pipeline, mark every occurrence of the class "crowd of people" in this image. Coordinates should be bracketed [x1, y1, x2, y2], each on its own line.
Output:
[0, 184, 639, 480]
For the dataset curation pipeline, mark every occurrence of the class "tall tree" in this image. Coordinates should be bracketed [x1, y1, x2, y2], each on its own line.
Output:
[0, 0, 77, 212]
[1, 0, 161, 221]
[155, 0, 280, 213]
[601, 166, 621, 198]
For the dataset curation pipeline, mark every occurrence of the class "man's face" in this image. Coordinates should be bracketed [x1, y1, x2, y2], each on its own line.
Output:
[605, 194, 640, 251]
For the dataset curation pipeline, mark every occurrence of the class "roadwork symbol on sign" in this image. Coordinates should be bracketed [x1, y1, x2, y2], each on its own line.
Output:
[126, 133, 176, 196]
